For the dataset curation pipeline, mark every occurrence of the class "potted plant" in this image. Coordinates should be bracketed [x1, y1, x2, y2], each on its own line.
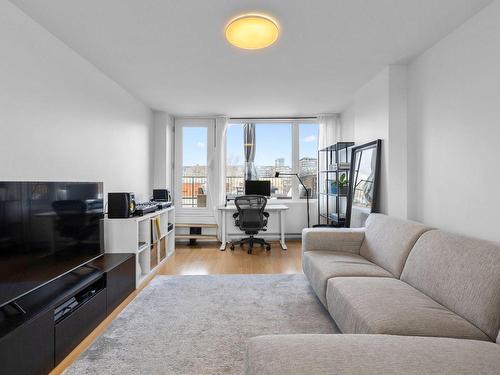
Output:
[328, 173, 348, 195]
[338, 173, 348, 195]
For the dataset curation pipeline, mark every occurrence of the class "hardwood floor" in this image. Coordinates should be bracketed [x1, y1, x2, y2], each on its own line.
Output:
[50, 240, 303, 374]
[158, 240, 303, 275]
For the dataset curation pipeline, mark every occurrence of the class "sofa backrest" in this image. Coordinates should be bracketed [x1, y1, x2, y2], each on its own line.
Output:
[359, 214, 430, 277]
[401, 230, 500, 342]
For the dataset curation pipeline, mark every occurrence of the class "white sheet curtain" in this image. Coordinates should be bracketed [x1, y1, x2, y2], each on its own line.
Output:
[211, 116, 229, 239]
[318, 114, 340, 150]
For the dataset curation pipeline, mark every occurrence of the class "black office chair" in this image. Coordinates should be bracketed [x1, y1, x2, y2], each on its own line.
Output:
[230, 195, 271, 254]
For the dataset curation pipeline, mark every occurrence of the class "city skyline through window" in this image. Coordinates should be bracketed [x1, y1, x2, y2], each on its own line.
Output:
[180, 122, 319, 201]
[225, 122, 319, 199]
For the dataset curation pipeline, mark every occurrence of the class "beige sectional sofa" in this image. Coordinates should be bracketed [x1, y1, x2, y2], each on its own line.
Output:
[246, 214, 500, 374]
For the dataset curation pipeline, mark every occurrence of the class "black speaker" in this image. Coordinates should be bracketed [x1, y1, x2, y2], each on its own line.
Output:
[152, 189, 171, 202]
[108, 193, 136, 218]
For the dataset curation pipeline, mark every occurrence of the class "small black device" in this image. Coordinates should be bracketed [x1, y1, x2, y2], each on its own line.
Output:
[108, 192, 136, 218]
[153, 201, 172, 210]
[134, 202, 158, 216]
[153, 189, 171, 202]
[245, 180, 271, 197]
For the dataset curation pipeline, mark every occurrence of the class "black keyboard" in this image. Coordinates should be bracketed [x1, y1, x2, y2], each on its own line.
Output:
[151, 201, 172, 209]
[134, 203, 158, 216]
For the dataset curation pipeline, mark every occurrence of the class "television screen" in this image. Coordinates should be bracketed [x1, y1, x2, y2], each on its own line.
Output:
[0, 181, 104, 308]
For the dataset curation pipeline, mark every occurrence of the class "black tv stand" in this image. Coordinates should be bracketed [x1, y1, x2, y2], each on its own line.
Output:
[7, 302, 27, 315]
[0, 253, 135, 375]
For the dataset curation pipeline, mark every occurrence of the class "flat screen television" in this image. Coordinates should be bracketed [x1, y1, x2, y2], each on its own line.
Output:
[0, 181, 104, 308]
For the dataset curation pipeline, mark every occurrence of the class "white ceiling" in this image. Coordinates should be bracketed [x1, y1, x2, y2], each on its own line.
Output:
[10, 0, 492, 116]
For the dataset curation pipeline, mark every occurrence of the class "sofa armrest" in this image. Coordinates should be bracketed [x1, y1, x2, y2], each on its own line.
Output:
[302, 228, 365, 254]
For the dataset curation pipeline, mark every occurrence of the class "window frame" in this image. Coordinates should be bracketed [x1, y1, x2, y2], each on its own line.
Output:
[225, 119, 318, 201]
[174, 118, 215, 216]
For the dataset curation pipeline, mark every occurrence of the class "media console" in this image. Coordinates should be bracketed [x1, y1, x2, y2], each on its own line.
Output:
[0, 253, 135, 375]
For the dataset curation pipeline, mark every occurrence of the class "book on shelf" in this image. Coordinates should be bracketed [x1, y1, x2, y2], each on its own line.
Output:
[154, 217, 162, 240]
[328, 162, 351, 170]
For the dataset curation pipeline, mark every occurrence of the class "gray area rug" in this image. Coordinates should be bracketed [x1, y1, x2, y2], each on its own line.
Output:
[65, 274, 338, 375]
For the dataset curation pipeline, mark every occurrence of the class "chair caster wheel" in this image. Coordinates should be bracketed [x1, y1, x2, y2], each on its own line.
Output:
[247, 249, 252, 254]
[266, 245, 271, 251]
[230, 244, 235, 250]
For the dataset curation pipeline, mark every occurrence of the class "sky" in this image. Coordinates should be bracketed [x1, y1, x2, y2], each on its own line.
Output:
[227, 123, 318, 166]
[183, 123, 319, 166]
[182, 127, 208, 166]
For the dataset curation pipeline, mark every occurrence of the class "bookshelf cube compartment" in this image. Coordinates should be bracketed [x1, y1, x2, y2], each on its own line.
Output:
[159, 237, 166, 261]
[150, 242, 158, 268]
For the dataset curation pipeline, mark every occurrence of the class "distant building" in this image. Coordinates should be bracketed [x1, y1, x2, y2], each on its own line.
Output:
[257, 165, 274, 178]
[299, 157, 317, 176]
[183, 165, 207, 177]
[275, 158, 285, 168]
[226, 165, 244, 177]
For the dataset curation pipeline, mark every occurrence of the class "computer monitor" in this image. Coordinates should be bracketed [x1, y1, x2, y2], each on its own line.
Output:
[245, 180, 271, 197]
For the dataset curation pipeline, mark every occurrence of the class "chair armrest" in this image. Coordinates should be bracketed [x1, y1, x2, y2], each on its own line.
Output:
[302, 227, 365, 254]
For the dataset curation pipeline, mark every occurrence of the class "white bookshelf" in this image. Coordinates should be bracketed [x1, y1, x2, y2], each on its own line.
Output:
[103, 206, 175, 287]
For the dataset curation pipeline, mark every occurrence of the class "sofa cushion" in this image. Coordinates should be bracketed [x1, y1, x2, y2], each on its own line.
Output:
[326, 277, 490, 341]
[302, 251, 393, 307]
[246, 334, 500, 375]
[301, 227, 365, 254]
[359, 214, 430, 277]
[401, 230, 500, 341]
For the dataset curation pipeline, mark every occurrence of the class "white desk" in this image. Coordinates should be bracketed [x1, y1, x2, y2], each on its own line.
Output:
[218, 204, 289, 251]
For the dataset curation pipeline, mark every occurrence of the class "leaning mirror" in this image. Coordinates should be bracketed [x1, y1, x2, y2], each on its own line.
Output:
[346, 140, 382, 228]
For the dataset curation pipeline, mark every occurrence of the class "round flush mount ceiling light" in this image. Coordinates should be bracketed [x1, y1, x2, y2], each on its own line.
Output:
[225, 14, 279, 50]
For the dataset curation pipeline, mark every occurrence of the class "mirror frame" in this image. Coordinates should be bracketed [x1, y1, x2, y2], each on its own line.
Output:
[345, 139, 382, 228]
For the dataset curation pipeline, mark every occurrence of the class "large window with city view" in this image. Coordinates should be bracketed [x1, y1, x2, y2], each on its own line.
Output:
[226, 122, 318, 200]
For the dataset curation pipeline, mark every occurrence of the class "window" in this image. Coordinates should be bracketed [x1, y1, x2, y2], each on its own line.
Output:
[181, 127, 208, 207]
[255, 123, 292, 198]
[226, 121, 319, 200]
[299, 123, 319, 198]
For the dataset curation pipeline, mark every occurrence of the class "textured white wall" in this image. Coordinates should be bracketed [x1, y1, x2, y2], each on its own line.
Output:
[0, 2, 154, 201]
[407, 0, 500, 241]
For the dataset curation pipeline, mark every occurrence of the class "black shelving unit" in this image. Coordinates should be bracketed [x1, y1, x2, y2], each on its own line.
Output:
[317, 142, 354, 227]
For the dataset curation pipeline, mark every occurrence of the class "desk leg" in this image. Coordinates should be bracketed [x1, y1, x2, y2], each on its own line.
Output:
[279, 210, 287, 250]
[220, 211, 227, 251]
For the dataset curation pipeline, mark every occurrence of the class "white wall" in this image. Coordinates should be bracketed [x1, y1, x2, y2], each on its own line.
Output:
[339, 106, 355, 141]
[350, 68, 390, 214]
[0, 2, 154, 201]
[407, 0, 500, 241]
[340, 66, 408, 218]
[153, 111, 174, 192]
